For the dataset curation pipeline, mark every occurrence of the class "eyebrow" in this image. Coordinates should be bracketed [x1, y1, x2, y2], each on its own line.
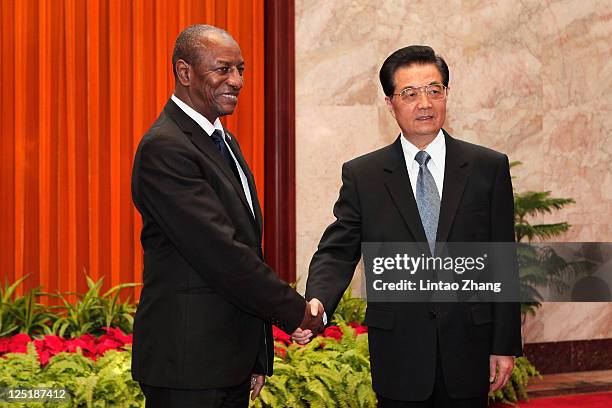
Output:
[215, 58, 245, 66]
[403, 81, 443, 89]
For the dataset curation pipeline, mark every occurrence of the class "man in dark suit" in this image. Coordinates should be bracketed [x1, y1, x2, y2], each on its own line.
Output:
[131, 25, 323, 407]
[297, 46, 522, 407]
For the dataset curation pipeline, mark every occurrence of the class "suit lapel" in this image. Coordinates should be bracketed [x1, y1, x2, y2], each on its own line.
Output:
[226, 132, 263, 235]
[163, 100, 258, 232]
[383, 136, 429, 245]
[436, 131, 470, 247]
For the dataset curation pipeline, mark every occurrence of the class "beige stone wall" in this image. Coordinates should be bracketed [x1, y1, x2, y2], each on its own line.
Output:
[295, 0, 612, 342]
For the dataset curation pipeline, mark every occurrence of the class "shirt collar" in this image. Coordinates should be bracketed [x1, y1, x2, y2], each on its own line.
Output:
[171, 94, 227, 139]
[400, 129, 446, 168]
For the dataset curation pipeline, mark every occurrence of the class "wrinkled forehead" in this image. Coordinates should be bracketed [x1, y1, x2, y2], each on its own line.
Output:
[393, 63, 443, 88]
[198, 32, 240, 53]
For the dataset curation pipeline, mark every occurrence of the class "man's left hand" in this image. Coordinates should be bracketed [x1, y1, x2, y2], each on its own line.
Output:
[250, 374, 265, 400]
[489, 355, 514, 393]
[291, 327, 313, 345]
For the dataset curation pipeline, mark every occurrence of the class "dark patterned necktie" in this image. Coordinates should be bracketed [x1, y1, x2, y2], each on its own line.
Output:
[211, 129, 241, 182]
[415, 150, 440, 254]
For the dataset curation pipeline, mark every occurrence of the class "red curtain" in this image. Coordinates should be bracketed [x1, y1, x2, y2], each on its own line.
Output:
[0, 0, 265, 300]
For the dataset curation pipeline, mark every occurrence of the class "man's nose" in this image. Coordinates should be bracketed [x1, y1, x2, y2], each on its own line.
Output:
[227, 69, 243, 89]
[415, 91, 432, 108]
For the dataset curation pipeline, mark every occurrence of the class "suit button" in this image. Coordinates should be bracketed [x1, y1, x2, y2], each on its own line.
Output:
[429, 310, 437, 319]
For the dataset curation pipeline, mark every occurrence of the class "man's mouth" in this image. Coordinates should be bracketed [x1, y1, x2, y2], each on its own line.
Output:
[219, 93, 238, 102]
[416, 115, 433, 121]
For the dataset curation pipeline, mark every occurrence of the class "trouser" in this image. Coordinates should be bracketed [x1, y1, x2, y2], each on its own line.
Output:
[140, 377, 251, 408]
[377, 339, 488, 408]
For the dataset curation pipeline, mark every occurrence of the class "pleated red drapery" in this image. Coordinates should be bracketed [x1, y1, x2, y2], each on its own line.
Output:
[0, 0, 265, 300]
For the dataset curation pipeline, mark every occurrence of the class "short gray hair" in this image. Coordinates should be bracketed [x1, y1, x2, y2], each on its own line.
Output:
[172, 25, 233, 77]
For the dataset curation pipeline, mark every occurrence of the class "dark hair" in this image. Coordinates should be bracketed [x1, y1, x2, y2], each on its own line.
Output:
[379, 45, 449, 96]
[172, 25, 232, 78]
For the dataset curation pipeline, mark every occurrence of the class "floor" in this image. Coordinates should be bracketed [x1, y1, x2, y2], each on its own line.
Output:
[527, 369, 612, 398]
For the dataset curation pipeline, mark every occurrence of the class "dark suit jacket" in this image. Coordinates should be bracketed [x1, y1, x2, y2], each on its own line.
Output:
[131, 99, 305, 389]
[306, 131, 522, 401]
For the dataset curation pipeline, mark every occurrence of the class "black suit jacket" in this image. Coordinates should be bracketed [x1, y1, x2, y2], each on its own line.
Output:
[306, 132, 522, 401]
[131, 99, 305, 389]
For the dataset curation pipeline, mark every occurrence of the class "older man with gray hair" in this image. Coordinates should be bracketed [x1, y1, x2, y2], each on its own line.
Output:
[131, 25, 323, 407]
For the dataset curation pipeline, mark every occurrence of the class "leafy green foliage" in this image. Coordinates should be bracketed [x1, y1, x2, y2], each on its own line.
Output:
[50, 275, 138, 338]
[251, 323, 376, 408]
[11, 288, 55, 336]
[511, 162, 574, 243]
[489, 357, 540, 406]
[510, 162, 579, 316]
[0, 344, 144, 408]
[0, 275, 139, 338]
[329, 288, 366, 325]
[518, 244, 594, 315]
[0, 289, 541, 407]
[0, 276, 29, 337]
[0, 276, 55, 338]
[514, 191, 574, 242]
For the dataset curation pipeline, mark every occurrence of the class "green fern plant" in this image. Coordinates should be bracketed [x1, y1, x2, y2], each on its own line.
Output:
[489, 356, 540, 406]
[0, 344, 144, 407]
[330, 288, 366, 325]
[514, 197, 574, 244]
[251, 323, 376, 407]
[512, 160, 574, 243]
[510, 162, 593, 316]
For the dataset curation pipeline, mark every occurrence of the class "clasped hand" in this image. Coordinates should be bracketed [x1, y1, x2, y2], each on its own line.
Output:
[292, 298, 324, 345]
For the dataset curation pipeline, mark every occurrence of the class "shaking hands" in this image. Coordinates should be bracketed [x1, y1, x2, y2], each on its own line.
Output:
[292, 298, 325, 345]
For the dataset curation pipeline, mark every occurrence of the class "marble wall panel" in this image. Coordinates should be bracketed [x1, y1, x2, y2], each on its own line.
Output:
[295, 0, 380, 106]
[540, 0, 612, 112]
[295, 0, 612, 342]
[295, 105, 382, 292]
[523, 302, 612, 343]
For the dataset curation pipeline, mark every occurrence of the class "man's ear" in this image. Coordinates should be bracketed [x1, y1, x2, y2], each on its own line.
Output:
[175, 60, 191, 86]
[385, 97, 396, 119]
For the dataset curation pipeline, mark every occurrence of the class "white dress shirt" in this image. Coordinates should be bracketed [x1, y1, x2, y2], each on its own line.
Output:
[171, 94, 255, 218]
[400, 129, 446, 199]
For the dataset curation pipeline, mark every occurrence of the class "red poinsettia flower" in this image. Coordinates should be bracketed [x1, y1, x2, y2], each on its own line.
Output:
[0, 329, 136, 365]
[43, 335, 66, 353]
[0, 338, 9, 355]
[33, 336, 67, 366]
[66, 335, 97, 358]
[38, 350, 52, 365]
[95, 337, 122, 355]
[66, 337, 88, 354]
[323, 326, 343, 340]
[272, 325, 291, 345]
[103, 327, 132, 345]
[8, 333, 32, 354]
[348, 322, 368, 334]
[273, 345, 287, 359]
